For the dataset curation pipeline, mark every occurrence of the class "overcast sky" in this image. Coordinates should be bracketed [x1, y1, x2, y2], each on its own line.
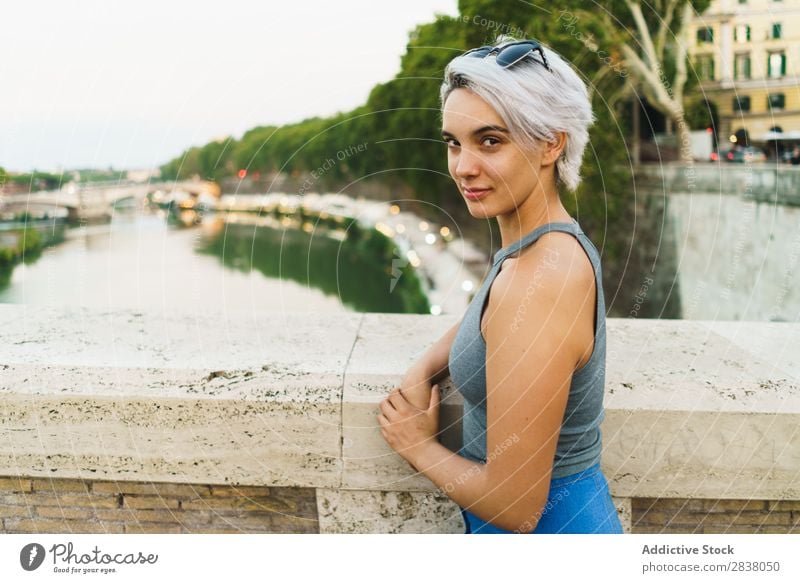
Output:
[0, 0, 458, 172]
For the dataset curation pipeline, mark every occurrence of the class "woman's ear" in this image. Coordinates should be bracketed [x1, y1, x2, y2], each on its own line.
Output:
[541, 132, 567, 167]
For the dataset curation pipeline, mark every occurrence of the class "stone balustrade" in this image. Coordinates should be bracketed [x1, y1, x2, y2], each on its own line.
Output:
[1, 305, 798, 533]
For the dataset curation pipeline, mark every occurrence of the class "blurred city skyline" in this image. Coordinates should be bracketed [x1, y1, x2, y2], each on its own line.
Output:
[0, 0, 458, 172]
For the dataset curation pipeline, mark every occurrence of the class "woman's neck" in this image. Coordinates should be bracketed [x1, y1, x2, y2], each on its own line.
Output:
[496, 187, 573, 249]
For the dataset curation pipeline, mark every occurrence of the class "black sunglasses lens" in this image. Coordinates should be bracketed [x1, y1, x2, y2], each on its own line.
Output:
[496, 44, 537, 68]
[460, 40, 551, 72]
[464, 46, 493, 58]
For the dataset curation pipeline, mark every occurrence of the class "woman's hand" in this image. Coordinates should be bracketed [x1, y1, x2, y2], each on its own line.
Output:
[378, 384, 441, 470]
[397, 365, 435, 410]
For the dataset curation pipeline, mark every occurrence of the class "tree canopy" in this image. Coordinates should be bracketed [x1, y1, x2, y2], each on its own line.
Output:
[159, 0, 711, 257]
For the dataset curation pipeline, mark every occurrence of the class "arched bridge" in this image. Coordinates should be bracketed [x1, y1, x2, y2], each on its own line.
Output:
[0, 180, 220, 223]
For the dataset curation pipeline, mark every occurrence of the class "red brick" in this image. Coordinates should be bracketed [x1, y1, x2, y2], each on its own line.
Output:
[702, 525, 768, 534]
[210, 512, 274, 530]
[634, 511, 700, 527]
[185, 526, 252, 534]
[122, 495, 179, 510]
[4, 518, 124, 534]
[95, 508, 182, 523]
[93, 481, 211, 497]
[0, 493, 120, 509]
[767, 500, 800, 512]
[0, 478, 33, 493]
[633, 525, 701, 534]
[209, 485, 271, 497]
[699, 499, 767, 513]
[699, 511, 791, 527]
[36, 506, 94, 520]
[268, 513, 318, 533]
[124, 523, 182, 534]
[168, 511, 213, 527]
[0, 504, 34, 519]
[182, 496, 296, 512]
[32, 478, 91, 494]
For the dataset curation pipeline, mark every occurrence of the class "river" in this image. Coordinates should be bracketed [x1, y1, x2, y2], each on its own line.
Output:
[0, 208, 430, 315]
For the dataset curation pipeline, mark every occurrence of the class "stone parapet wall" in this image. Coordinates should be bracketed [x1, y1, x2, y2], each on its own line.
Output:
[636, 162, 800, 205]
[1, 306, 798, 533]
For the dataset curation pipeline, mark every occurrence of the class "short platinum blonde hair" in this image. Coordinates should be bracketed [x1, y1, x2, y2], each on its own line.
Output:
[440, 36, 594, 192]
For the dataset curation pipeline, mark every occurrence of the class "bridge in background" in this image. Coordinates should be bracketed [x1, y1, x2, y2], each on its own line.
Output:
[0, 180, 220, 223]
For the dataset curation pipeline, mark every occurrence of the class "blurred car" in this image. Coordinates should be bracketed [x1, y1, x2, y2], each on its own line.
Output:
[779, 148, 800, 164]
[721, 146, 767, 163]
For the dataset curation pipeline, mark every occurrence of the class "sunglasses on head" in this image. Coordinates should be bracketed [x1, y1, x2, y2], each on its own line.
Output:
[462, 40, 552, 72]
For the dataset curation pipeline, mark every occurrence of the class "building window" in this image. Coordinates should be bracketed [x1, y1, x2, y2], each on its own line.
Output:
[733, 96, 751, 112]
[772, 23, 782, 39]
[734, 24, 751, 42]
[734, 53, 751, 80]
[697, 27, 714, 44]
[697, 55, 715, 81]
[768, 52, 786, 78]
[768, 93, 786, 110]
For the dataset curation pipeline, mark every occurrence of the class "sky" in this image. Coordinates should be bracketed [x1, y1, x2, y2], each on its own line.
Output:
[0, 0, 458, 172]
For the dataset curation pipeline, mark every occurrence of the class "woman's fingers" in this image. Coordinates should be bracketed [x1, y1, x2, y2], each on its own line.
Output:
[388, 388, 415, 412]
[379, 398, 396, 418]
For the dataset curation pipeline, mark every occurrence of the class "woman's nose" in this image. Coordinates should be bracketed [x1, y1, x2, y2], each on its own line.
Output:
[454, 148, 481, 178]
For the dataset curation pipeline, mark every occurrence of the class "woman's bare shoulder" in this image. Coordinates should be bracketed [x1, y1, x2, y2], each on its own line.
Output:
[485, 232, 595, 355]
[500, 232, 594, 298]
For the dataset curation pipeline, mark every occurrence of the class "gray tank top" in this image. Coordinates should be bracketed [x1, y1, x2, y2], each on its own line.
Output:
[448, 219, 606, 479]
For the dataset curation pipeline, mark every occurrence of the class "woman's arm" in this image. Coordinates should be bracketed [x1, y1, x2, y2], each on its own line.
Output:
[407, 235, 596, 532]
[398, 317, 461, 410]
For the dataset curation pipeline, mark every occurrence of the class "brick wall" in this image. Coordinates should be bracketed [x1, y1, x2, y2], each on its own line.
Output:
[0, 477, 318, 534]
[632, 498, 800, 534]
[5, 476, 800, 534]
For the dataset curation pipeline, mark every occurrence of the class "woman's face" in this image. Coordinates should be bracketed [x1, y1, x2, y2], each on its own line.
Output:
[441, 87, 547, 219]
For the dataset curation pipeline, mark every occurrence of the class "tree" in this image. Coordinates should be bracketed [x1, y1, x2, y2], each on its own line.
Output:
[559, 0, 712, 162]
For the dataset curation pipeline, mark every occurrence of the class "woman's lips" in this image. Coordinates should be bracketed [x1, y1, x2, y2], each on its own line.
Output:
[463, 187, 491, 201]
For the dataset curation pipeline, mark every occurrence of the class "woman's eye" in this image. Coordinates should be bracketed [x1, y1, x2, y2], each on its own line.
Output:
[443, 138, 459, 148]
[482, 136, 501, 147]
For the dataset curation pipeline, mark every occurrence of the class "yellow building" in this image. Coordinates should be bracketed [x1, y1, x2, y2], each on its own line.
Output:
[691, 0, 800, 147]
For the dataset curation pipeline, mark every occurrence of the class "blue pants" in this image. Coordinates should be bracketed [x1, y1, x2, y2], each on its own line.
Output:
[459, 463, 623, 534]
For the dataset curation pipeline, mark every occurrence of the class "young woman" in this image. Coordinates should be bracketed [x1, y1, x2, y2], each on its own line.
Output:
[377, 37, 622, 534]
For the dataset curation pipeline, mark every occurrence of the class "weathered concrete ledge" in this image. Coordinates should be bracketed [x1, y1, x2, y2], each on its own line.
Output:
[1, 305, 798, 533]
[636, 163, 800, 205]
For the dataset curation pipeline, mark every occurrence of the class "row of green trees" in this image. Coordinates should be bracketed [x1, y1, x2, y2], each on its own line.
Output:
[0, 167, 132, 189]
[0, 227, 43, 288]
[0, 167, 64, 191]
[160, 0, 712, 275]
